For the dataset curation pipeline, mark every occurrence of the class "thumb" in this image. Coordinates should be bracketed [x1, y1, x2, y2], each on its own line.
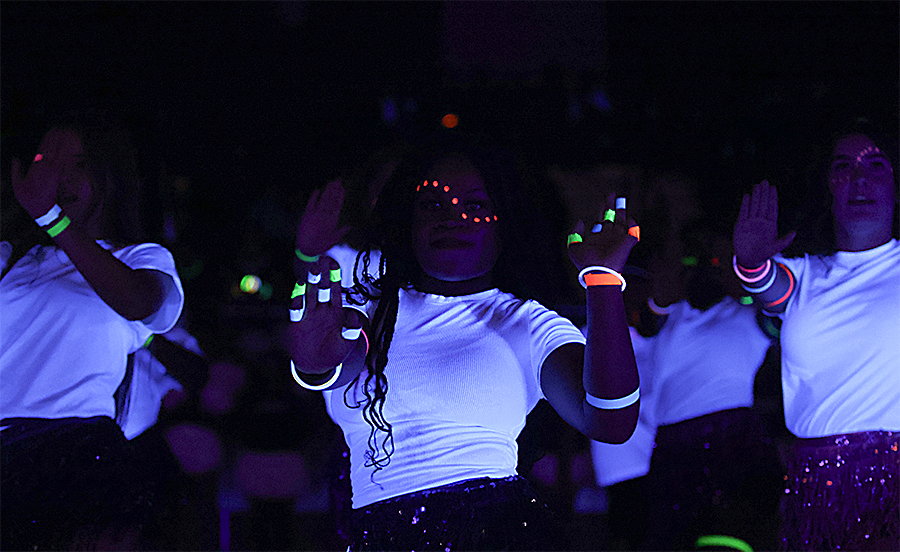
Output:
[774, 230, 796, 253]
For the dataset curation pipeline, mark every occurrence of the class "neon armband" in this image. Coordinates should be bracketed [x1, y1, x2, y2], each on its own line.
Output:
[585, 388, 640, 409]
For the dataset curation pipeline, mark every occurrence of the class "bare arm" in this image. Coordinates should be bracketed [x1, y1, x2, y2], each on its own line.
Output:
[541, 193, 640, 444]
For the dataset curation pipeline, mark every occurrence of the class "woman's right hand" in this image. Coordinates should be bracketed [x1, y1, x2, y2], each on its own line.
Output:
[733, 180, 796, 268]
[287, 256, 363, 375]
[295, 179, 352, 259]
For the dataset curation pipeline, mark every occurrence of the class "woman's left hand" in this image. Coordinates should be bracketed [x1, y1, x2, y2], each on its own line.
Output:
[567, 192, 639, 273]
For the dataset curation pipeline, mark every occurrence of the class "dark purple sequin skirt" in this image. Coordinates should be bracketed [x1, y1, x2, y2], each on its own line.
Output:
[348, 475, 561, 551]
[781, 430, 899, 551]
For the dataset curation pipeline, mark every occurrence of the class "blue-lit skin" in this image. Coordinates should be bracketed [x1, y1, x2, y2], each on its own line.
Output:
[412, 155, 501, 295]
[828, 134, 896, 253]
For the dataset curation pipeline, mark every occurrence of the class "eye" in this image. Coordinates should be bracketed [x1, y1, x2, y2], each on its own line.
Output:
[831, 161, 850, 172]
[465, 201, 484, 211]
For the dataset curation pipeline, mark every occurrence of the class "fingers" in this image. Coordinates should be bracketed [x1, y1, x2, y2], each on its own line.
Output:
[738, 193, 750, 221]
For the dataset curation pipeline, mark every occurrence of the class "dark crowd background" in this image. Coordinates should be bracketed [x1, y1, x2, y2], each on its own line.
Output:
[2, 2, 898, 550]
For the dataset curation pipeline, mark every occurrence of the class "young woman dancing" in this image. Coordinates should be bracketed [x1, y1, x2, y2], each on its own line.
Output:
[288, 135, 640, 550]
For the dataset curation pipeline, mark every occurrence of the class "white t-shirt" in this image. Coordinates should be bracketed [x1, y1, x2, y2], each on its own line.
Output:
[323, 287, 586, 508]
[776, 239, 900, 438]
[650, 297, 771, 426]
[1, 241, 185, 421]
[590, 327, 657, 487]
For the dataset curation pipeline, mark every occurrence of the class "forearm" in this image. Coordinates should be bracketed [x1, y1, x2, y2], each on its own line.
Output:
[583, 285, 640, 442]
[51, 220, 165, 320]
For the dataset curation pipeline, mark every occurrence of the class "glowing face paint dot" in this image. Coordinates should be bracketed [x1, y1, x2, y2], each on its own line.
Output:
[432, 181, 438, 187]
[485, 216, 491, 222]
[34, 153, 44, 162]
[474, 217, 480, 223]
[443, 185, 450, 192]
[452, 198, 458, 204]
[461, 213, 467, 219]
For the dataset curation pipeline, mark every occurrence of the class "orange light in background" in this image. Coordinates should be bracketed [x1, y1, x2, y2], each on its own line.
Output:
[442, 113, 459, 128]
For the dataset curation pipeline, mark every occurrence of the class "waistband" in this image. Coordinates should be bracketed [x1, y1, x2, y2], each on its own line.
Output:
[794, 430, 897, 449]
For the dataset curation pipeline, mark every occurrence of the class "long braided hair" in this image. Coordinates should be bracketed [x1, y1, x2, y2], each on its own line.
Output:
[343, 132, 547, 473]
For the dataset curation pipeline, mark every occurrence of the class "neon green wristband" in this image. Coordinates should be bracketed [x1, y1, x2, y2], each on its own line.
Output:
[295, 249, 320, 263]
[46, 216, 71, 238]
[695, 535, 753, 552]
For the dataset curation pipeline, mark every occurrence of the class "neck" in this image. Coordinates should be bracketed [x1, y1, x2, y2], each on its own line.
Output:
[834, 228, 893, 252]
[415, 273, 494, 296]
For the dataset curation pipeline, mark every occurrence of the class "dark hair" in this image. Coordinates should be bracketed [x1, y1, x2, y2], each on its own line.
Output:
[344, 131, 544, 472]
[784, 116, 899, 257]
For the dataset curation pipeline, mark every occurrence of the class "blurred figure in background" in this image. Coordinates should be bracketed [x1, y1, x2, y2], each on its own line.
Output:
[1, 111, 185, 550]
[641, 220, 781, 552]
[733, 119, 899, 551]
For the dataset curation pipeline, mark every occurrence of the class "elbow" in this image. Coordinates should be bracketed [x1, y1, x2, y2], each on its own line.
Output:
[585, 401, 639, 444]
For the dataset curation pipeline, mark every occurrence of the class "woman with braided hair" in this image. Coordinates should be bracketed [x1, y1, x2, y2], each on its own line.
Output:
[288, 134, 640, 551]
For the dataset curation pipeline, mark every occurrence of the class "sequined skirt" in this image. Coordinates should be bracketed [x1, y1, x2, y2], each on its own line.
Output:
[348, 475, 561, 551]
[781, 430, 899, 551]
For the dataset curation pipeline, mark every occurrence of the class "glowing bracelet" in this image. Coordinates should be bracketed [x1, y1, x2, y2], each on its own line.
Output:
[567, 232, 583, 246]
[647, 296, 674, 315]
[291, 283, 306, 299]
[763, 263, 794, 309]
[603, 209, 616, 222]
[733, 255, 768, 274]
[583, 273, 623, 287]
[695, 535, 753, 552]
[35, 204, 62, 226]
[329, 268, 341, 283]
[741, 263, 778, 294]
[586, 388, 640, 410]
[46, 216, 71, 238]
[578, 266, 626, 291]
[732, 256, 772, 283]
[295, 249, 320, 263]
[291, 360, 341, 391]
[289, 308, 304, 322]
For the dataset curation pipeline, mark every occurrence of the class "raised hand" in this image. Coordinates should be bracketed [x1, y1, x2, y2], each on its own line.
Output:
[733, 180, 795, 268]
[287, 256, 363, 375]
[295, 179, 352, 258]
[568, 192, 639, 273]
[11, 152, 63, 220]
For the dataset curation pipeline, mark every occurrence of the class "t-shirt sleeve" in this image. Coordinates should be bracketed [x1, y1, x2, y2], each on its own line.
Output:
[116, 243, 185, 333]
[527, 300, 586, 387]
[772, 253, 806, 318]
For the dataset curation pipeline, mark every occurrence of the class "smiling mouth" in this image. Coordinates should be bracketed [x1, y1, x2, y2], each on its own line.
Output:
[848, 198, 876, 206]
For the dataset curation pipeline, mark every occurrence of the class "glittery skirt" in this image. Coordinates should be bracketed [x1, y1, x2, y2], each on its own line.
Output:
[781, 430, 899, 551]
[347, 475, 562, 551]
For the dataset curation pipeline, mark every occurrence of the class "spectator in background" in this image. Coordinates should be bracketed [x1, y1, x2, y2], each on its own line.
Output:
[733, 119, 899, 551]
[1, 112, 185, 550]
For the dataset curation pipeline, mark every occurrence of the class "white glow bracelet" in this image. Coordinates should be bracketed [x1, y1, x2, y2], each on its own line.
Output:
[290, 360, 341, 391]
[35, 204, 62, 226]
[586, 388, 640, 409]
